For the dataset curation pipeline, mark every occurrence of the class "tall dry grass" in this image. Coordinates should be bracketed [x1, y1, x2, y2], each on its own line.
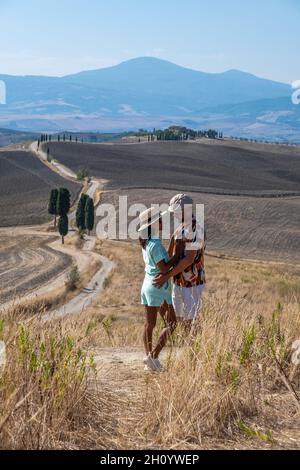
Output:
[0, 306, 118, 450]
[1, 238, 300, 449]
[140, 293, 300, 448]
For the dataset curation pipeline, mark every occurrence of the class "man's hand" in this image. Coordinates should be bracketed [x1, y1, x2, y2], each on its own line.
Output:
[153, 273, 169, 289]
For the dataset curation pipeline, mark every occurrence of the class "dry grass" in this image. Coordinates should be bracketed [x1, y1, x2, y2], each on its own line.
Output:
[140, 299, 300, 449]
[84, 240, 300, 449]
[1, 239, 300, 449]
[0, 307, 118, 450]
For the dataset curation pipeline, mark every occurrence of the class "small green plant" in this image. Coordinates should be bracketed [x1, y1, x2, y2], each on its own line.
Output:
[238, 420, 274, 443]
[66, 264, 80, 291]
[102, 316, 116, 345]
[77, 227, 85, 240]
[76, 167, 89, 181]
[240, 325, 256, 366]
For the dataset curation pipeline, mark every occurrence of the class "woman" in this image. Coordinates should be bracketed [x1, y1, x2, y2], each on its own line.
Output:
[138, 208, 178, 372]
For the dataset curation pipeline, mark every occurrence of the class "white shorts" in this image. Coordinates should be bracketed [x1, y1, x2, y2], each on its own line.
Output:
[172, 284, 205, 321]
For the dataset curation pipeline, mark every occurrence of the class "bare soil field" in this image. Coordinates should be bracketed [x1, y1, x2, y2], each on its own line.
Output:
[0, 232, 72, 304]
[43, 140, 300, 263]
[102, 189, 300, 264]
[45, 141, 300, 195]
[0, 150, 81, 227]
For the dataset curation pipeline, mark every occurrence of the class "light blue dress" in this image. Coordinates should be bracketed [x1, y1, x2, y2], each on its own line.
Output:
[141, 238, 172, 307]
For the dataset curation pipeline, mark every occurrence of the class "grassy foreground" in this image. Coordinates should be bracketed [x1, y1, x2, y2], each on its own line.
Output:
[1, 240, 300, 449]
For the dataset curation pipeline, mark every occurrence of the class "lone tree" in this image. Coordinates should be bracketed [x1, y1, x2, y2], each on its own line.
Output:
[85, 196, 95, 235]
[57, 187, 71, 218]
[58, 215, 68, 244]
[76, 193, 89, 231]
[48, 188, 58, 229]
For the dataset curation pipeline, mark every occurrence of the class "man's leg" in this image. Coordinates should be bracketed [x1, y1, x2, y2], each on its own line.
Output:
[182, 285, 205, 336]
[172, 284, 185, 323]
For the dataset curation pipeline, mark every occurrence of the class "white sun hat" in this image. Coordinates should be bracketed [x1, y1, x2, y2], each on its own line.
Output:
[168, 194, 194, 213]
[137, 207, 164, 233]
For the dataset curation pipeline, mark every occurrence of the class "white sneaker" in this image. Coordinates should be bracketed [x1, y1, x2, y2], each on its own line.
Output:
[153, 358, 164, 371]
[145, 354, 161, 372]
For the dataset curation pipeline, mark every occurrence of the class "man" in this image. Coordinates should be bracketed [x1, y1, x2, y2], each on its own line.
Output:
[153, 194, 206, 331]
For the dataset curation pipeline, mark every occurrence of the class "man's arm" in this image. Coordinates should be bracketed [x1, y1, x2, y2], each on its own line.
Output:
[153, 250, 197, 288]
[167, 235, 175, 257]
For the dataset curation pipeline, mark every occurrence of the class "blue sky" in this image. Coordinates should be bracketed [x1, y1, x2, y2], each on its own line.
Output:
[0, 0, 299, 83]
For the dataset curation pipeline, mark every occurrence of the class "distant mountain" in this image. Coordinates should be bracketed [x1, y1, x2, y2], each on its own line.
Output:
[0, 57, 297, 141]
[0, 128, 38, 147]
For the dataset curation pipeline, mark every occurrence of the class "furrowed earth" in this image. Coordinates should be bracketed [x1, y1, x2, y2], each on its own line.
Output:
[0, 231, 72, 304]
[45, 140, 300, 264]
[0, 150, 81, 227]
[45, 140, 300, 195]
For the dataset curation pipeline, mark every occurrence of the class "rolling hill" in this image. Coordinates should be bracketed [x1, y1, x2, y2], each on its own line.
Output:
[43, 140, 300, 264]
[0, 150, 81, 226]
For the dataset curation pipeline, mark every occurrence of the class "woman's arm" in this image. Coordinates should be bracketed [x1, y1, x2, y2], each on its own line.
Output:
[153, 250, 197, 287]
[156, 253, 180, 274]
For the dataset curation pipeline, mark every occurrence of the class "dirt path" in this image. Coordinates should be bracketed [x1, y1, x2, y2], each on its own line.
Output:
[30, 141, 77, 180]
[45, 241, 115, 319]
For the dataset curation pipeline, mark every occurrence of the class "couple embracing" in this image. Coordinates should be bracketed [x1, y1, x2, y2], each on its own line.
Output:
[138, 194, 206, 372]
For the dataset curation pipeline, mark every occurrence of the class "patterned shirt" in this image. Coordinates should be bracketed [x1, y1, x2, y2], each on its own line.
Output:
[172, 217, 206, 288]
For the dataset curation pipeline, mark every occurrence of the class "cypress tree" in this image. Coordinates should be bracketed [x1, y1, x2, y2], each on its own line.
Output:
[57, 188, 71, 217]
[58, 215, 68, 244]
[85, 197, 94, 235]
[48, 188, 58, 229]
[76, 193, 89, 230]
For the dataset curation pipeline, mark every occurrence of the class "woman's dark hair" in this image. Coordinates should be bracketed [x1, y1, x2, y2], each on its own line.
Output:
[139, 213, 162, 249]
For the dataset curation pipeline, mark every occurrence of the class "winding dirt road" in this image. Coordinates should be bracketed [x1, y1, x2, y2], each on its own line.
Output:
[1, 142, 114, 317]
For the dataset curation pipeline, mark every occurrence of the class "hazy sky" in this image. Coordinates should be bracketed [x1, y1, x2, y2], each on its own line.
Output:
[0, 0, 299, 83]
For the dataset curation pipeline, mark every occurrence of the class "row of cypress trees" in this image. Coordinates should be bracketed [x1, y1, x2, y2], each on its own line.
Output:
[75, 193, 95, 235]
[48, 189, 95, 243]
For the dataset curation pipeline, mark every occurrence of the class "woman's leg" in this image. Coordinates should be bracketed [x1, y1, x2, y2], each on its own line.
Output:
[143, 306, 158, 356]
[158, 301, 168, 326]
[152, 304, 177, 359]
